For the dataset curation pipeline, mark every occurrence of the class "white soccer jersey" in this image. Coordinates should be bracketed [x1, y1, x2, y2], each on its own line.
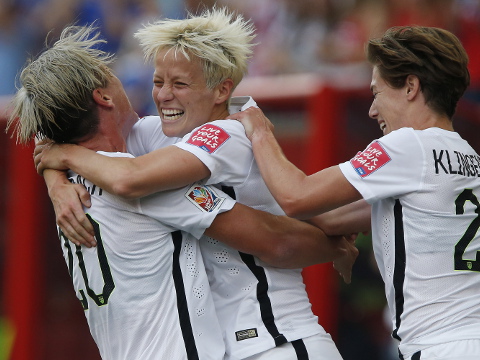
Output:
[339, 127, 480, 358]
[127, 115, 180, 155]
[62, 151, 235, 360]
[127, 103, 330, 359]
[167, 101, 326, 359]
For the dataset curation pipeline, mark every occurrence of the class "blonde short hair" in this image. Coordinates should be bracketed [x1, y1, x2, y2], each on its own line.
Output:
[8, 25, 114, 144]
[134, 7, 256, 91]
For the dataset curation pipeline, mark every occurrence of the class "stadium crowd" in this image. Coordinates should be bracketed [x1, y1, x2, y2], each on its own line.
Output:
[1, 0, 480, 110]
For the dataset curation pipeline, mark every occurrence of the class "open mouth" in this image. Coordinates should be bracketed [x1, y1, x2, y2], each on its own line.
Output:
[162, 109, 184, 121]
[380, 122, 386, 132]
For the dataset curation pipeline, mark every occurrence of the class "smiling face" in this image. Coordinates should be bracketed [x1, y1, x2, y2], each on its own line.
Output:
[369, 66, 410, 135]
[152, 49, 230, 138]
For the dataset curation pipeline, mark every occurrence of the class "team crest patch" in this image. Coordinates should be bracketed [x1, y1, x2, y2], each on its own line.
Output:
[235, 328, 258, 342]
[185, 184, 225, 212]
[186, 124, 230, 153]
[350, 141, 391, 177]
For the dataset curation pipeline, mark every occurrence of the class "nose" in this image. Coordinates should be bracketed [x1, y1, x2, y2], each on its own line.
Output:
[153, 84, 174, 103]
[368, 102, 378, 119]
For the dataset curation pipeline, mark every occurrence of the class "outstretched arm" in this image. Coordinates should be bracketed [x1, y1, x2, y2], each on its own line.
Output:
[205, 203, 359, 283]
[34, 140, 210, 199]
[229, 107, 363, 219]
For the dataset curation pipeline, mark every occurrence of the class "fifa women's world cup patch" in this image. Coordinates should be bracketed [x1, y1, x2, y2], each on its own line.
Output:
[186, 124, 230, 153]
[185, 184, 226, 212]
[349, 141, 391, 177]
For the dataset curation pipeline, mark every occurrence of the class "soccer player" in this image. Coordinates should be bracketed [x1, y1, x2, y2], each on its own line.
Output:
[9, 25, 355, 359]
[33, 8, 352, 360]
[230, 26, 480, 360]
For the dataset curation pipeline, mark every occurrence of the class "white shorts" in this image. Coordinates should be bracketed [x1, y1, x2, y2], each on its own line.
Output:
[242, 333, 343, 360]
[403, 339, 480, 360]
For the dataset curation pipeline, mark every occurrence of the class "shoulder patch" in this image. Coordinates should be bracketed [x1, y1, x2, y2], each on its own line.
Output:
[186, 124, 230, 153]
[350, 141, 391, 177]
[185, 184, 225, 212]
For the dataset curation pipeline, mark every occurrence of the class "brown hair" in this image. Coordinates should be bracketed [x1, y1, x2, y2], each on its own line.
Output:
[367, 26, 470, 118]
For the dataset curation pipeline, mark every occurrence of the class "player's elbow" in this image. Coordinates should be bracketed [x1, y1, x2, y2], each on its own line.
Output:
[257, 242, 299, 269]
[313, 217, 343, 236]
[255, 225, 310, 269]
[111, 183, 138, 199]
[109, 173, 144, 199]
[279, 197, 307, 219]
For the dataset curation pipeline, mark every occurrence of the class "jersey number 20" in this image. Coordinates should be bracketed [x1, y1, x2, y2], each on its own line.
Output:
[59, 214, 115, 310]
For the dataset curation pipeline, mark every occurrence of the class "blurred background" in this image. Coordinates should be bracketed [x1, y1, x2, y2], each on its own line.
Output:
[1, 0, 480, 359]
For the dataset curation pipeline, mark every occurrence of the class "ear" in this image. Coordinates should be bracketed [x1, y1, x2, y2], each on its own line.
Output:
[405, 75, 420, 100]
[93, 88, 114, 107]
[214, 78, 234, 105]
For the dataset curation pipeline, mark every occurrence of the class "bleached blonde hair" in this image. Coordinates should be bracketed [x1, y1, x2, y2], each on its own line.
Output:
[134, 7, 256, 91]
[7, 25, 115, 144]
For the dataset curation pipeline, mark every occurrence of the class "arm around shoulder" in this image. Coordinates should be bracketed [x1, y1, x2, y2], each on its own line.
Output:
[37, 142, 211, 199]
[109, 146, 211, 198]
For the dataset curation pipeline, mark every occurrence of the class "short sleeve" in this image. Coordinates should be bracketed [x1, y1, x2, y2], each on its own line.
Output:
[339, 128, 425, 203]
[173, 120, 253, 186]
[126, 116, 180, 156]
[138, 183, 236, 239]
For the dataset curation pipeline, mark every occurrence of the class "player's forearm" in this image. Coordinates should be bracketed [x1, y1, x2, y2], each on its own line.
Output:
[68, 145, 211, 199]
[44, 168, 71, 194]
[124, 147, 211, 197]
[259, 215, 347, 269]
[252, 129, 363, 218]
[308, 200, 372, 236]
[61, 146, 137, 196]
[250, 130, 310, 216]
